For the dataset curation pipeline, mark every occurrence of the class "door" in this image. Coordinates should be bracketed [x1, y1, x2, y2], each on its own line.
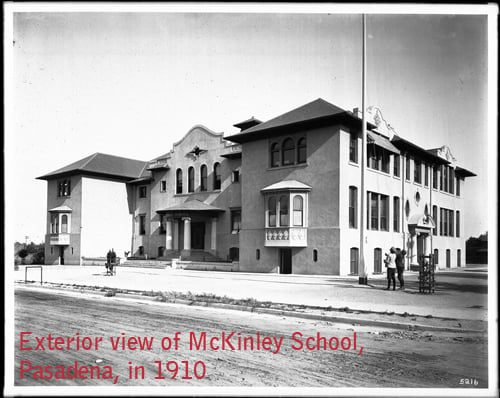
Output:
[191, 222, 205, 250]
[417, 234, 425, 265]
[59, 246, 65, 265]
[279, 248, 292, 274]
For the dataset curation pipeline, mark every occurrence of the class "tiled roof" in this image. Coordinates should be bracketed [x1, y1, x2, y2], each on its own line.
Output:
[226, 98, 352, 142]
[37, 153, 148, 181]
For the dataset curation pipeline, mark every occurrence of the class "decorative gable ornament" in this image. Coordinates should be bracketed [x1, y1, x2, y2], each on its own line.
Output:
[366, 106, 398, 140]
[435, 145, 457, 166]
[186, 146, 207, 159]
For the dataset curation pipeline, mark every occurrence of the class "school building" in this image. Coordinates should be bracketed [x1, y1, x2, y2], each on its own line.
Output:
[37, 98, 476, 275]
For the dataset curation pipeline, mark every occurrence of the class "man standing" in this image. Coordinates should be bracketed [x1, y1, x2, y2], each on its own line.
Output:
[395, 248, 407, 290]
[385, 247, 397, 291]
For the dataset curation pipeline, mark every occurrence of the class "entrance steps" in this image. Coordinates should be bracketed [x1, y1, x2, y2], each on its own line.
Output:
[120, 260, 171, 269]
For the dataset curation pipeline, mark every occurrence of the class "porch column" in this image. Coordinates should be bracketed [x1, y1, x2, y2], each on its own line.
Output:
[183, 217, 191, 250]
[173, 219, 179, 250]
[166, 218, 173, 250]
[410, 232, 418, 266]
[424, 233, 431, 257]
[211, 217, 217, 251]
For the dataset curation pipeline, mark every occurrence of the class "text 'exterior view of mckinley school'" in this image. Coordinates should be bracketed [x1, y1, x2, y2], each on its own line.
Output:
[37, 98, 476, 275]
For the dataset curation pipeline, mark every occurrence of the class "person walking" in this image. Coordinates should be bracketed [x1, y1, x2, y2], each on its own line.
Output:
[396, 248, 407, 290]
[384, 247, 397, 291]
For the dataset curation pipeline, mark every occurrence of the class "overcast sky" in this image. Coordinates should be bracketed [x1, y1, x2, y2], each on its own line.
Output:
[6, 5, 494, 244]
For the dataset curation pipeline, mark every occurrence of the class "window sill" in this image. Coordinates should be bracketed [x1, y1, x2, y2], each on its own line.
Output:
[366, 168, 391, 177]
[348, 161, 359, 167]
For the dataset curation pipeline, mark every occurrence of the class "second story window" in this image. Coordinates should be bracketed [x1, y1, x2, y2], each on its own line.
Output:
[200, 165, 208, 191]
[393, 155, 400, 177]
[270, 143, 280, 167]
[57, 179, 71, 197]
[297, 137, 307, 164]
[349, 134, 358, 163]
[213, 162, 221, 190]
[160, 180, 167, 192]
[188, 167, 195, 193]
[424, 164, 429, 186]
[268, 197, 277, 227]
[176, 169, 183, 194]
[282, 138, 295, 166]
[293, 195, 304, 226]
[367, 145, 390, 173]
[231, 209, 241, 234]
[279, 195, 289, 226]
[139, 186, 147, 198]
[406, 157, 411, 181]
[349, 186, 357, 228]
[433, 166, 438, 189]
[414, 158, 422, 184]
[139, 214, 146, 235]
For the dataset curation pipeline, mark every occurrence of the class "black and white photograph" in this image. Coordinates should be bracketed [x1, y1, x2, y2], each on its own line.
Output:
[4, 3, 498, 397]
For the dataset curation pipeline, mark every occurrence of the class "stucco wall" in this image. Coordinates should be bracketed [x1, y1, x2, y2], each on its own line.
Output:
[130, 126, 242, 259]
[44, 176, 83, 265]
[239, 124, 341, 275]
[81, 177, 132, 259]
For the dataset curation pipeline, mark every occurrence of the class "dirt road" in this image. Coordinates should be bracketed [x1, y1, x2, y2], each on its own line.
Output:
[14, 287, 488, 388]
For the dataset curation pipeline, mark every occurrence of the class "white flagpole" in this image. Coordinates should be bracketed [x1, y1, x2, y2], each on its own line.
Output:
[359, 14, 368, 285]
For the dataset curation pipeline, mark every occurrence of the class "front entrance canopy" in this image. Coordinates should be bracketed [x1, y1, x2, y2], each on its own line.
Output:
[48, 205, 73, 213]
[408, 213, 435, 230]
[156, 199, 225, 216]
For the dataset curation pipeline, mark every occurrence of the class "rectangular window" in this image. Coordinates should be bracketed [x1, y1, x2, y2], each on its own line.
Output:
[434, 249, 439, 265]
[349, 134, 358, 163]
[374, 248, 382, 273]
[456, 211, 460, 237]
[349, 187, 357, 228]
[350, 248, 359, 275]
[380, 195, 389, 231]
[57, 179, 71, 197]
[406, 157, 411, 181]
[433, 166, 438, 189]
[231, 209, 241, 234]
[139, 214, 146, 235]
[424, 164, 429, 186]
[440, 165, 444, 191]
[139, 186, 147, 198]
[449, 168, 455, 194]
[159, 214, 166, 234]
[414, 158, 421, 184]
[433, 205, 438, 236]
[456, 176, 461, 196]
[160, 180, 167, 192]
[232, 170, 240, 183]
[448, 209, 454, 237]
[370, 192, 379, 230]
[367, 145, 390, 174]
[393, 155, 400, 177]
[393, 197, 400, 232]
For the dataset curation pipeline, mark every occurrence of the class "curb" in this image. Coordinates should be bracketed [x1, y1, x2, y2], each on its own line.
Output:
[15, 282, 483, 334]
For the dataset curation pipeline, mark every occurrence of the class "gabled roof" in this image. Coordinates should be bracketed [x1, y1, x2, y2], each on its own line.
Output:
[37, 153, 148, 181]
[157, 199, 225, 213]
[226, 98, 367, 143]
[391, 136, 450, 165]
[261, 180, 312, 193]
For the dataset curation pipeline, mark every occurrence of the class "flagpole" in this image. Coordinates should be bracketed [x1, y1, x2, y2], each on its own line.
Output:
[359, 13, 368, 285]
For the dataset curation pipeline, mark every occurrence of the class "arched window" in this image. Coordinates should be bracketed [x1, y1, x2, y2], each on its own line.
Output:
[61, 215, 68, 233]
[268, 197, 277, 227]
[297, 137, 307, 164]
[200, 165, 207, 191]
[176, 169, 183, 194]
[282, 138, 295, 166]
[270, 142, 280, 167]
[279, 195, 289, 226]
[213, 162, 221, 190]
[188, 167, 195, 193]
[293, 195, 303, 226]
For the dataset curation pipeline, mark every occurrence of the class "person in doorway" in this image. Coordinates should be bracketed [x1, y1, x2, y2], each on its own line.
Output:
[384, 247, 397, 291]
[396, 248, 407, 290]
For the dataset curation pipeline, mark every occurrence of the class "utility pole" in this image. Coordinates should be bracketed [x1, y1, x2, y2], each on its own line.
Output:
[359, 14, 368, 285]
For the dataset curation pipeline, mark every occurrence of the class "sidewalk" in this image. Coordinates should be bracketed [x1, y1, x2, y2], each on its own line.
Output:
[15, 265, 488, 321]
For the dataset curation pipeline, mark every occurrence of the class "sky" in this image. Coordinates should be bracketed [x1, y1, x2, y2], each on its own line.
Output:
[5, 4, 495, 245]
